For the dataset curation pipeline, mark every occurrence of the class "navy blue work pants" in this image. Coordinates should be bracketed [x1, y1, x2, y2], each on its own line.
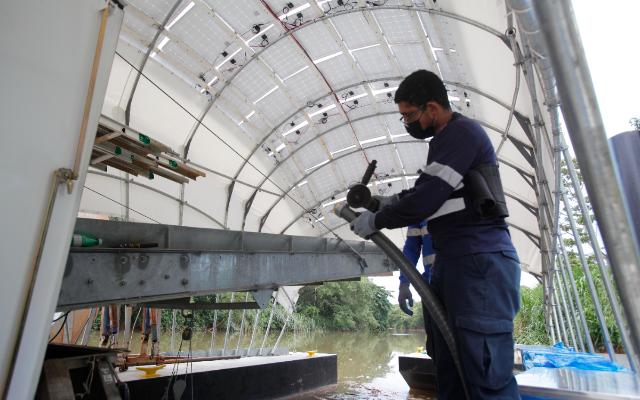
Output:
[428, 251, 521, 400]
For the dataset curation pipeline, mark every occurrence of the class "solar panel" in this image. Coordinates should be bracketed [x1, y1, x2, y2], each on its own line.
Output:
[316, 54, 360, 90]
[372, 9, 419, 44]
[352, 45, 396, 80]
[293, 23, 342, 60]
[123, 11, 158, 43]
[128, 0, 186, 24]
[330, 13, 377, 49]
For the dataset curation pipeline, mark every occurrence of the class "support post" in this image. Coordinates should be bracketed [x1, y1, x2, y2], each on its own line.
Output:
[81, 308, 98, 346]
[236, 293, 250, 352]
[222, 293, 235, 354]
[209, 294, 219, 356]
[557, 253, 584, 352]
[259, 300, 276, 356]
[247, 309, 261, 356]
[170, 309, 177, 355]
[552, 275, 570, 346]
[559, 230, 595, 353]
[533, 0, 640, 371]
[123, 306, 132, 350]
[561, 188, 614, 358]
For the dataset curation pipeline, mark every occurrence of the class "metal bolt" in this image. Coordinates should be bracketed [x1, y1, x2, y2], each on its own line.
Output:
[87, 279, 94, 285]
[181, 256, 189, 262]
[120, 281, 127, 287]
[165, 274, 171, 279]
[182, 279, 189, 285]
[120, 257, 127, 264]
[140, 280, 146, 285]
[140, 256, 148, 263]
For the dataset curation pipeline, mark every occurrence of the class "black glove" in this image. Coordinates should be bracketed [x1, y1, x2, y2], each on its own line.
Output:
[398, 283, 414, 316]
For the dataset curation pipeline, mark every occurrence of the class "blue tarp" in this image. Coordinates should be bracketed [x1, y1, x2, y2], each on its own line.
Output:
[520, 342, 631, 373]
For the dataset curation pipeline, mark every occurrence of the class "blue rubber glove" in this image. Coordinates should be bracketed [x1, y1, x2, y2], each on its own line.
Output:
[399, 283, 414, 316]
[371, 194, 399, 211]
[349, 211, 379, 239]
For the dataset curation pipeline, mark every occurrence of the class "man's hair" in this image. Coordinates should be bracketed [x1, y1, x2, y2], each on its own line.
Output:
[394, 70, 451, 110]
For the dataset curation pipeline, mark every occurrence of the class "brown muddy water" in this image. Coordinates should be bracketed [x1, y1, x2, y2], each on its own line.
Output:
[89, 329, 436, 399]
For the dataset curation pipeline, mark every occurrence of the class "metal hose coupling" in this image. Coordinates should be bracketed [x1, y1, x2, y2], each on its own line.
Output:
[333, 202, 470, 400]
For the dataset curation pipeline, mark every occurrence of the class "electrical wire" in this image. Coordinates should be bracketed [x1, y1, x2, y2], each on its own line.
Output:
[49, 312, 69, 342]
[114, 52, 355, 241]
[83, 186, 162, 224]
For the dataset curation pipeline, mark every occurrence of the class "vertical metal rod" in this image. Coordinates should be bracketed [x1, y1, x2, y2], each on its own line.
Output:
[236, 293, 250, 352]
[178, 183, 185, 226]
[123, 306, 132, 350]
[561, 188, 614, 358]
[561, 141, 637, 369]
[533, 0, 640, 371]
[557, 253, 585, 352]
[170, 309, 177, 355]
[125, 173, 130, 221]
[247, 309, 261, 356]
[222, 292, 235, 353]
[209, 294, 220, 355]
[553, 274, 570, 346]
[260, 301, 276, 356]
[559, 227, 595, 353]
[550, 297, 560, 345]
[555, 266, 578, 349]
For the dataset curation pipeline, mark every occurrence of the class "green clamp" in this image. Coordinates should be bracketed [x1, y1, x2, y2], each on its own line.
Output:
[169, 160, 178, 169]
[149, 172, 154, 180]
[139, 134, 151, 145]
[115, 146, 122, 155]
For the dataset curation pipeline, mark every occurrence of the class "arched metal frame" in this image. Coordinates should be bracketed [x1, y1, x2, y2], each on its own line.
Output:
[115, 0, 630, 352]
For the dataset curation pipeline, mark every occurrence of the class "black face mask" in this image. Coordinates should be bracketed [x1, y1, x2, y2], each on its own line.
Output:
[405, 114, 436, 139]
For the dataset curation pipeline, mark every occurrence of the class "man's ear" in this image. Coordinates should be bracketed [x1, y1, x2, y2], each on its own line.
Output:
[425, 101, 440, 115]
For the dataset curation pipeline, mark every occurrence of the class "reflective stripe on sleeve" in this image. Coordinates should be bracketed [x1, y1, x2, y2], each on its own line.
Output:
[407, 228, 422, 237]
[423, 254, 435, 266]
[426, 198, 466, 221]
[421, 226, 429, 236]
[424, 162, 464, 188]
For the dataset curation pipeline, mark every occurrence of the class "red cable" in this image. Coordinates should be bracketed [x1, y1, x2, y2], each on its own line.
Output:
[259, 0, 371, 163]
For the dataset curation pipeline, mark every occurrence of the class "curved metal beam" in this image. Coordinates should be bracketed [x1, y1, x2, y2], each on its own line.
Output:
[232, 77, 532, 229]
[124, 0, 182, 126]
[87, 170, 225, 228]
[183, 5, 508, 152]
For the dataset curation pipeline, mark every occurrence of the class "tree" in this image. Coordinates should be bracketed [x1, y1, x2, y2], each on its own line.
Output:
[629, 117, 640, 130]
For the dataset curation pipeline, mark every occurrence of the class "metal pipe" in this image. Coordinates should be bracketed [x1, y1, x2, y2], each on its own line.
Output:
[334, 203, 469, 400]
[559, 233, 594, 353]
[73, 4, 110, 179]
[562, 188, 614, 358]
[259, 302, 276, 356]
[532, 0, 640, 370]
[561, 136, 637, 367]
[270, 313, 292, 355]
[124, 0, 182, 126]
[236, 293, 250, 352]
[553, 271, 576, 347]
[551, 299, 562, 345]
[209, 294, 219, 355]
[169, 309, 177, 355]
[247, 309, 261, 356]
[496, 28, 521, 156]
[222, 293, 234, 353]
[557, 252, 585, 352]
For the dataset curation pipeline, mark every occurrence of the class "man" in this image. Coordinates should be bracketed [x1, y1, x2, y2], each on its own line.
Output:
[397, 220, 436, 359]
[351, 70, 521, 400]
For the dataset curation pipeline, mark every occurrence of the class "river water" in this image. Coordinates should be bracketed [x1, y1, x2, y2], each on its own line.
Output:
[90, 329, 436, 399]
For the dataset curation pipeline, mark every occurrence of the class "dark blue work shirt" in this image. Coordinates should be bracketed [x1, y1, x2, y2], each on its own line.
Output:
[375, 113, 516, 260]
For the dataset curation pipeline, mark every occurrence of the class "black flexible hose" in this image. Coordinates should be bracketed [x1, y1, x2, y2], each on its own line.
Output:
[334, 202, 470, 400]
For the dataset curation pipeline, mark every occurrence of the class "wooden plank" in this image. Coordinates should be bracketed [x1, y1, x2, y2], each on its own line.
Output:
[94, 130, 122, 144]
[149, 166, 189, 184]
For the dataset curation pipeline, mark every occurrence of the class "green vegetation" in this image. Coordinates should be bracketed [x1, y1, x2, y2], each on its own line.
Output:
[629, 117, 640, 130]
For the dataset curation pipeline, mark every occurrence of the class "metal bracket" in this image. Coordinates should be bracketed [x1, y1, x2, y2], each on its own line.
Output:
[57, 168, 74, 194]
[251, 289, 274, 309]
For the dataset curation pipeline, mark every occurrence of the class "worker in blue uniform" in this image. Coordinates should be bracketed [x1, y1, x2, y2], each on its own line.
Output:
[398, 221, 436, 359]
[351, 70, 521, 400]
